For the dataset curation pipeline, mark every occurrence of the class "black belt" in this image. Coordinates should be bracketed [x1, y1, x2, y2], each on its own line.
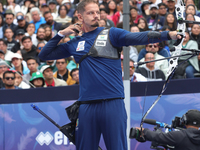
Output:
[77, 97, 124, 105]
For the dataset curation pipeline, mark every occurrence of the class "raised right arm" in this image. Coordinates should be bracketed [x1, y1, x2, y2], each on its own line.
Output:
[39, 24, 82, 61]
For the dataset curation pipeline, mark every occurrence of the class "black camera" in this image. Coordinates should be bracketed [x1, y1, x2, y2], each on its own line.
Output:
[171, 116, 185, 129]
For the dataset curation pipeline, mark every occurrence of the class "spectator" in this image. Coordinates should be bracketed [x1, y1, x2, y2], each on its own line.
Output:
[136, 53, 166, 81]
[99, 3, 107, 9]
[36, 41, 46, 64]
[0, 38, 14, 62]
[25, 2, 35, 22]
[185, 4, 200, 22]
[11, 53, 30, 75]
[38, 60, 57, 73]
[70, 68, 79, 85]
[130, 7, 143, 25]
[185, 0, 196, 7]
[25, 23, 37, 42]
[23, 56, 39, 84]
[100, 8, 115, 27]
[129, 59, 147, 82]
[40, 65, 67, 87]
[40, 3, 50, 16]
[30, 7, 46, 33]
[175, 30, 199, 78]
[21, 0, 32, 15]
[167, 0, 176, 16]
[129, 0, 142, 12]
[162, 0, 168, 6]
[138, 42, 170, 59]
[38, 0, 48, 11]
[66, 57, 78, 71]
[55, 4, 72, 25]
[2, 10, 17, 35]
[4, 0, 20, 15]
[11, 29, 25, 53]
[44, 25, 53, 41]
[0, 2, 6, 17]
[130, 25, 145, 53]
[190, 24, 200, 49]
[149, 0, 162, 6]
[56, 0, 63, 10]
[138, 43, 169, 77]
[0, 50, 9, 64]
[62, 0, 75, 18]
[21, 36, 37, 61]
[14, 12, 25, 27]
[0, 14, 4, 38]
[1, 70, 21, 89]
[158, 3, 168, 17]
[14, 15, 29, 36]
[112, 0, 123, 26]
[53, 58, 76, 85]
[146, 4, 165, 30]
[186, 13, 195, 33]
[43, 11, 62, 35]
[140, 0, 151, 18]
[32, 27, 47, 46]
[4, 27, 17, 51]
[48, 0, 58, 19]
[99, 19, 107, 27]
[163, 13, 177, 31]
[137, 18, 150, 32]
[0, 61, 8, 88]
[0, 56, 9, 88]
[29, 71, 45, 88]
[15, 71, 30, 89]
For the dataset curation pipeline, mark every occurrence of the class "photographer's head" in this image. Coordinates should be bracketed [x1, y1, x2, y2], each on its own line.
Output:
[181, 109, 200, 129]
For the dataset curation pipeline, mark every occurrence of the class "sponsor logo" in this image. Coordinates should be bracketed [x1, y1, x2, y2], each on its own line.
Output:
[76, 41, 85, 51]
[36, 131, 74, 146]
[96, 41, 106, 46]
[36, 132, 53, 146]
[97, 35, 108, 40]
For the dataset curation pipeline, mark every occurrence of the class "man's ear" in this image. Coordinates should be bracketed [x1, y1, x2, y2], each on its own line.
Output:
[77, 13, 83, 22]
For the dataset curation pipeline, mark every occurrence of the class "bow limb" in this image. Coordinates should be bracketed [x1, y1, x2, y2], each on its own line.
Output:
[167, 0, 186, 77]
[140, 0, 186, 129]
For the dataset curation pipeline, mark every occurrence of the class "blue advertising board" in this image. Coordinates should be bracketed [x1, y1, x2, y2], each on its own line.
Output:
[0, 79, 200, 150]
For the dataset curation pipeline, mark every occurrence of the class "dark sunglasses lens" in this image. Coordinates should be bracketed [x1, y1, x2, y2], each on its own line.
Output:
[38, 47, 43, 50]
[57, 62, 65, 64]
[5, 77, 15, 80]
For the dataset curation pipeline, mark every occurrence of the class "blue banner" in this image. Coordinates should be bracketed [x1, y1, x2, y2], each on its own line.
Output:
[1, 92, 200, 150]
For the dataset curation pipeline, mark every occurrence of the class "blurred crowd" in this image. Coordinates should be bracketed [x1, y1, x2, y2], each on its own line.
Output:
[0, 0, 200, 89]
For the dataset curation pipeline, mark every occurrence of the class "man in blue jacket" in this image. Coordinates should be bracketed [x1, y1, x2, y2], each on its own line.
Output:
[39, 0, 179, 149]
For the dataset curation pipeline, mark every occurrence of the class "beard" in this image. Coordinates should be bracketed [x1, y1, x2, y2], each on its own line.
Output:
[150, 13, 157, 19]
[46, 20, 53, 25]
[37, 35, 45, 41]
[5, 83, 14, 87]
[91, 21, 99, 27]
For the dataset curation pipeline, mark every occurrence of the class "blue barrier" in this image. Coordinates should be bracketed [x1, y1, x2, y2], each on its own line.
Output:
[0, 79, 200, 150]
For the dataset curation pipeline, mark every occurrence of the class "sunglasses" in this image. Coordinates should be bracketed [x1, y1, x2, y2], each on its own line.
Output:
[148, 44, 158, 48]
[38, 47, 44, 50]
[56, 62, 65, 64]
[130, 66, 135, 69]
[47, 61, 54, 64]
[5, 77, 15, 80]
